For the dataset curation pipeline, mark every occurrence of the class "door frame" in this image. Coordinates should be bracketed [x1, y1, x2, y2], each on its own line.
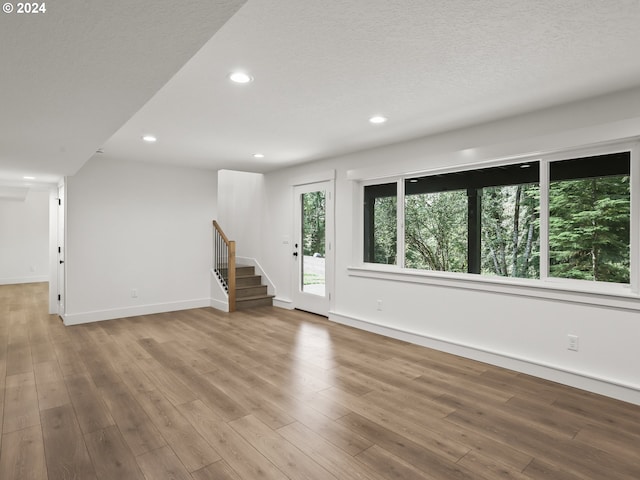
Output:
[291, 171, 335, 316]
[57, 181, 65, 317]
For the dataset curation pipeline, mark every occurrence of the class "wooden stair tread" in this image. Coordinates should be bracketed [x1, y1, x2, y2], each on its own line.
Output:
[229, 262, 273, 310]
[236, 294, 275, 301]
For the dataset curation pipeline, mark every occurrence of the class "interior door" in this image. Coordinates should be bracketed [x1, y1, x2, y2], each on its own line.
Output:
[292, 181, 333, 316]
[57, 183, 65, 317]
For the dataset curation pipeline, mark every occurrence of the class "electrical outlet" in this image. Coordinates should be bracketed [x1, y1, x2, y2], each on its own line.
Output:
[376, 299, 383, 311]
[131, 289, 138, 298]
[568, 334, 579, 351]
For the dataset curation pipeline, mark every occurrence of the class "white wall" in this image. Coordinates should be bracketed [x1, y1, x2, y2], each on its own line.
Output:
[255, 86, 640, 404]
[64, 158, 217, 324]
[217, 170, 264, 259]
[0, 188, 50, 285]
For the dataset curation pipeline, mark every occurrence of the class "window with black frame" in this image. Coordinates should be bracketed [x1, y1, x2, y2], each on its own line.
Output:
[363, 182, 397, 265]
[549, 152, 630, 284]
[362, 148, 633, 287]
[404, 162, 540, 277]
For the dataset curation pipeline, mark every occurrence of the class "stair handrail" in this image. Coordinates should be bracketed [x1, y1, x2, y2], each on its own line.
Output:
[212, 220, 236, 312]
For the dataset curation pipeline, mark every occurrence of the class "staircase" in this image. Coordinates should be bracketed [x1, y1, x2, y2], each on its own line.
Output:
[212, 220, 273, 312]
[234, 265, 274, 310]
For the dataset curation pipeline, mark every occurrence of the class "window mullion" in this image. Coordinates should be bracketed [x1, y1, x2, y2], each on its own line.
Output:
[539, 159, 550, 281]
[467, 188, 482, 274]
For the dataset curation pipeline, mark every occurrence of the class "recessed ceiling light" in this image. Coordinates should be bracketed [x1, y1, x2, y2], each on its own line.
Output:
[142, 135, 157, 143]
[369, 115, 387, 124]
[253, 153, 265, 159]
[229, 71, 253, 84]
[23, 176, 35, 180]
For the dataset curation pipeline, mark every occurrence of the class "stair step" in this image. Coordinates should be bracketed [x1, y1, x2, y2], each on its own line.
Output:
[236, 274, 262, 287]
[236, 284, 267, 298]
[215, 266, 256, 280]
[224, 263, 272, 310]
[235, 265, 255, 276]
[236, 294, 274, 310]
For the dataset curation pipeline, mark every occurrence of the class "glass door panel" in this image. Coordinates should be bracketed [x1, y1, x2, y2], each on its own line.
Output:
[301, 190, 326, 296]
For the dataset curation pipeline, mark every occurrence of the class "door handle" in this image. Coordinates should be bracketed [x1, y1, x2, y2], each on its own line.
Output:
[293, 252, 298, 257]
[59, 260, 64, 264]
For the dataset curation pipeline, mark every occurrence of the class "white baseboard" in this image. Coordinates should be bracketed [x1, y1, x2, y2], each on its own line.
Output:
[0, 276, 49, 286]
[210, 298, 229, 312]
[329, 311, 640, 406]
[273, 297, 294, 309]
[63, 298, 211, 325]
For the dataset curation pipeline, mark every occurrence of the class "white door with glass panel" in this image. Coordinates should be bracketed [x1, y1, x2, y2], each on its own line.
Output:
[292, 181, 333, 316]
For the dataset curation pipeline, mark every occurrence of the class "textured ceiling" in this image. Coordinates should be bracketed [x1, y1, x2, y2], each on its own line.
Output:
[3, 0, 640, 183]
[0, 0, 245, 184]
[101, 0, 640, 173]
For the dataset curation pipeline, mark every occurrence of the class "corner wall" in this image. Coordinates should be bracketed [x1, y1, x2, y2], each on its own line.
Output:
[217, 170, 264, 259]
[64, 158, 217, 324]
[258, 87, 640, 405]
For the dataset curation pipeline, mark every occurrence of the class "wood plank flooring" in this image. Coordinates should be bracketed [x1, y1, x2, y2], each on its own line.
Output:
[1, 282, 639, 479]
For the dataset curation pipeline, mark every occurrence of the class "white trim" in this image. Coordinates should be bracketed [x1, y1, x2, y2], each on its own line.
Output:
[352, 180, 364, 265]
[397, 179, 405, 268]
[544, 141, 637, 290]
[347, 266, 640, 311]
[290, 169, 336, 187]
[48, 185, 59, 314]
[210, 298, 229, 312]
[63, 298, 211, 325]
[56, 180, 66, 317]
[0, 276, 49, 286]
[631, 143, 640, 293]
[273, 297, 294, 309]
[359, 175, 405, 188]
[329, 310, 640, 406]
[539, 158, 550, 281]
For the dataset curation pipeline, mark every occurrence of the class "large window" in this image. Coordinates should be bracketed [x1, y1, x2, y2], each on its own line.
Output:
[362, 147, 633, 287]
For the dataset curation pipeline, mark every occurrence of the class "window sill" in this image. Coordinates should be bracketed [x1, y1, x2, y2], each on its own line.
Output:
[347, 264, 640, 311]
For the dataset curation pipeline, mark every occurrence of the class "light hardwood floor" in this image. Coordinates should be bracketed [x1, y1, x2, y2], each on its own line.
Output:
[1, 282, 639, 480]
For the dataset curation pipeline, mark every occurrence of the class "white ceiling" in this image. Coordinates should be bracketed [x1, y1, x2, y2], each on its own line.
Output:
[0, 0, 245, 185]
[3, 1, 640, 183]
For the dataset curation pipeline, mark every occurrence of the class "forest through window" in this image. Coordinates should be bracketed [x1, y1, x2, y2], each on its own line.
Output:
[363, 150, 631, 285]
